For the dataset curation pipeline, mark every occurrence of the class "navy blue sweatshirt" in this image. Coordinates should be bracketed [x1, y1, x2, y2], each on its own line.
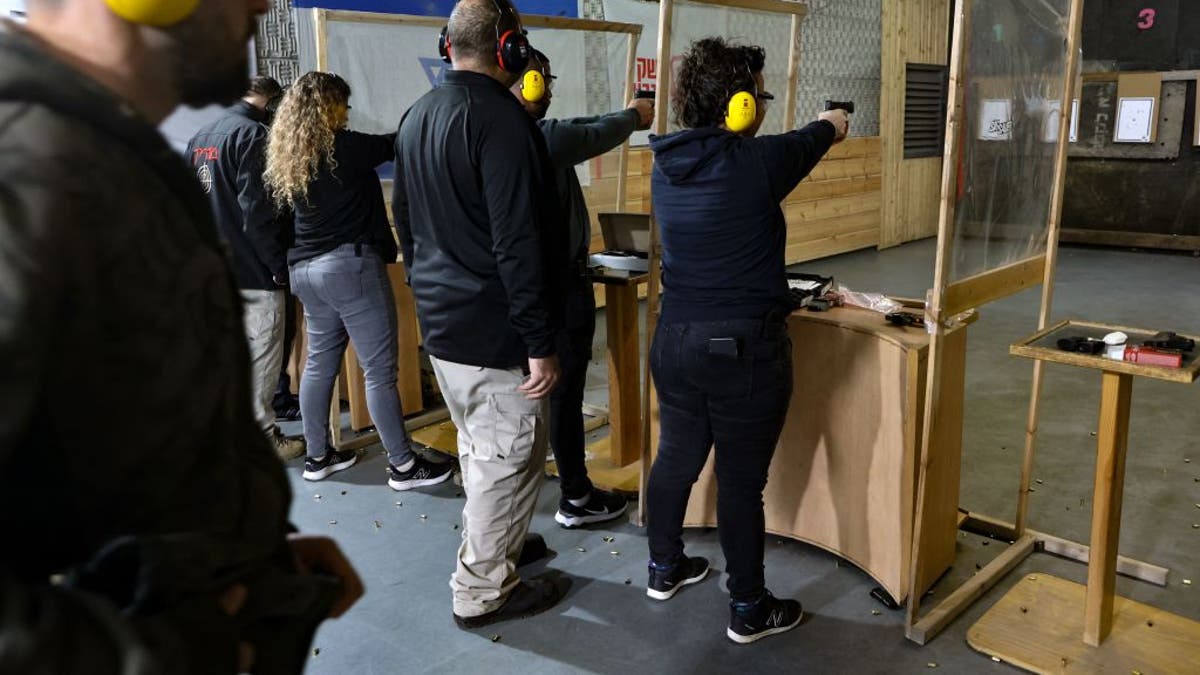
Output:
[649, 121, 836, 323]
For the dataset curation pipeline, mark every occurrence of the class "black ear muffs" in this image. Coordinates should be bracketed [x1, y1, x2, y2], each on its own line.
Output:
[438, 26, 452, 64]
[495, 29, 530, 73]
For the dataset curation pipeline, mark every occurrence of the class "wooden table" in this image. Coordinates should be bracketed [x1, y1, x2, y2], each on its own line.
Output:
[967, 319, 1200, 674]
[682, 306, 970, 604]
[589, 267, 648, 468]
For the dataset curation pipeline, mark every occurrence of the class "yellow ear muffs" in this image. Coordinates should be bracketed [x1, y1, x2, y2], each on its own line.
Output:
[725, 91, 757, 133]
[522, 70, 546, 103]
[105, 0, 201, 27]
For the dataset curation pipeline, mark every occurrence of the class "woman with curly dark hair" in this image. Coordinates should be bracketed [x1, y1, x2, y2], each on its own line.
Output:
[265, 72, 452, 491]
[642, 37, 848, 644]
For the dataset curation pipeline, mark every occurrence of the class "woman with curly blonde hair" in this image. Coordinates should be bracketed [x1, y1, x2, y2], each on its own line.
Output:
[265, 71, 451, 490]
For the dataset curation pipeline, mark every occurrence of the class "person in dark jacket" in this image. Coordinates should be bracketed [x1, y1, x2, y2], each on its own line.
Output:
[642, 37, 848, 644]
[264, 71, 451, 491]
[393, 0, 570, 628]
[0, 2, 363, 673]
[508, 48, 654, 527]
[187, 75, 305, 460]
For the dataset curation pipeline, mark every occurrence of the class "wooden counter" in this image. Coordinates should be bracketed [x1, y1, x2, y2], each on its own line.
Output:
[683, 306, 968, 604]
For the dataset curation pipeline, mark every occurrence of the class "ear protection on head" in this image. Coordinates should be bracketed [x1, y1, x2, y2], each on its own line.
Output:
[491, 0, 530, 73]
[521, 70, 546, 102]
[439, 0, 529, 72]
[724, 64, 760, 133]
[438, 26, 452, 64]
[105, 0, 200, 28]
[726, 91, 757, 132]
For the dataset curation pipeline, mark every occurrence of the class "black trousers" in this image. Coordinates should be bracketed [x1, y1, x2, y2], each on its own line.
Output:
[548, 279, 597, 501]
[646, 315, 792, 602]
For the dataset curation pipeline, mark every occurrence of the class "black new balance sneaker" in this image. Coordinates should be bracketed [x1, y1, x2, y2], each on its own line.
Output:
[727, 591, 803, 644]
[387, 455, 453, 491]
[302, 449, 358, 481]
[646, 556, 710, 601]
[554, 489, 629, 528]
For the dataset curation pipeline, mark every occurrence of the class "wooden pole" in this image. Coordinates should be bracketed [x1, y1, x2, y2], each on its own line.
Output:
[636, 0, 674, 527]
[1014, 0, 1086, 536]
[615, 30, 640, 211]
[783, 13, 801, 132]
[314, 8, 329, 71]
[904, 0, 970, 639]
[1083, 371, 1133, 646]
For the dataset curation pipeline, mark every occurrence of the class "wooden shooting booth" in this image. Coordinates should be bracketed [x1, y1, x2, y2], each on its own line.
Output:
[633, 0, 969, 611]
[892, 1, 1198, 671]
[642, 0, 1198, 668]
[305, 7, 648, 458]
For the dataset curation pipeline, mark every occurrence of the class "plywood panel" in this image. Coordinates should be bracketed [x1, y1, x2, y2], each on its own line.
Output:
[967, 574, 1200, 674]
[880, 0, 952, 248]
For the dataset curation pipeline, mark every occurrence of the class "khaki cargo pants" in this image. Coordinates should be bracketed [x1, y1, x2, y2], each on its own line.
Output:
[430, 356, 548, 617]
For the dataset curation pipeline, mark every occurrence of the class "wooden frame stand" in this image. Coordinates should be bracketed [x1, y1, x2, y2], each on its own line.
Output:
[966, 322, 1200, 672]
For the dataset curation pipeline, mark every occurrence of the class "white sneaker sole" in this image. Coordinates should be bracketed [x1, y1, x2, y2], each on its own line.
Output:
[302, 454, 358, 481]
[554, 501, 628, 528]
[388, 469, 453, 491]
[725, 610, 804, 644]
[646, 566, 710, 601]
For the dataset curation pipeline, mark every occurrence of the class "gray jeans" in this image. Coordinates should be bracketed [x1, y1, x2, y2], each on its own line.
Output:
[290, 244, 414, 466]
[240, 289, 286, 434]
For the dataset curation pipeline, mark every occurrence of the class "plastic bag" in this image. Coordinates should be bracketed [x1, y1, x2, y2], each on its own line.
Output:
[835, 284, 903, 315]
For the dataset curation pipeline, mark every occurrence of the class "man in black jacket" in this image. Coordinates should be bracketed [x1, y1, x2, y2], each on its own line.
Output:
[0, 1, 362, 672]
[393, 0, 569, 628]
[509, 49, 654, 527]
[188, 75, 304, 460]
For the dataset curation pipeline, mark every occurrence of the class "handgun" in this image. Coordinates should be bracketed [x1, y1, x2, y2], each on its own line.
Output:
[824, 100, 855, 114]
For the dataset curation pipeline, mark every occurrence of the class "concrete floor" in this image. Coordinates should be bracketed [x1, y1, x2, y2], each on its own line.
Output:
[281, 240, 1200, 674]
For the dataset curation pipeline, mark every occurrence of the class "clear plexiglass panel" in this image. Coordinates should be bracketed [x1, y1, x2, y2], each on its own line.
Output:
[948, 0, 1072, 283]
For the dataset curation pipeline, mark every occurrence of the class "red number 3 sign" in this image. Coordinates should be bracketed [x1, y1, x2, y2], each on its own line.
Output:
[1138, 8, 1156, 30]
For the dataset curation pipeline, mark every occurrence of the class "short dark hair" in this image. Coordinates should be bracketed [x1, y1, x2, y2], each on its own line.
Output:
[448, 0, 520, 63]
[248, 75, 283, 100]
[672, 37, 766, 129]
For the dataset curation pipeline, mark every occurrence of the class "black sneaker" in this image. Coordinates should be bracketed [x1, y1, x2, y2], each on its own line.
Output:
[387, 455, 453, 491]
[302, 449, 358, 481]
[646, 556, 710, 601]
[727, 591, 803, 644]
[453, 572, 571, 629]
[554, 490, 628, 528]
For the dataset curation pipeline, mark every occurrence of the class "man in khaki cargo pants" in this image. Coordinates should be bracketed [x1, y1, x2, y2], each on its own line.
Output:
[393, 0, 571, 627]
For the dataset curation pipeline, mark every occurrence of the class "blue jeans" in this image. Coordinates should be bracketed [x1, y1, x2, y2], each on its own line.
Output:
[290, 244, 414, 466]
[647, 316, 792, 602]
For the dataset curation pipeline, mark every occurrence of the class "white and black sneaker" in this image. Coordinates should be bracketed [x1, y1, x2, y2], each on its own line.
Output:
[302, 449, 358, 481]
[387, 455, 453, 491]
[554, 490, 629, 528]
[646, 556, 710, 601]
[726, 591, 803, 644]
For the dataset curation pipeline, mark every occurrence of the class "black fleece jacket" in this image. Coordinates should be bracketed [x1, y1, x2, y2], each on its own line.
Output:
[187, 100, 291, 289]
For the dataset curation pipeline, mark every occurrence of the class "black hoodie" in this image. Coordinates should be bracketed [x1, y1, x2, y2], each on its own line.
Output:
[649, 121, 836, 323]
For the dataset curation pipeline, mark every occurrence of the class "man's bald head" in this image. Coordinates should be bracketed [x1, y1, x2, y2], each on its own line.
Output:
[447, 0, 520, 66]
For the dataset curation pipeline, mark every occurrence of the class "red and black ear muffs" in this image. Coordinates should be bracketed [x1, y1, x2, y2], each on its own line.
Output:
[496, 27, 530, 73]
[437, 0, 530, 73]
[438, 26, 452, 64]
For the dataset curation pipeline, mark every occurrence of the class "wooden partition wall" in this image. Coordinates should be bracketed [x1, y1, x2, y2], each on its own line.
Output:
[880, 0, 952, 248]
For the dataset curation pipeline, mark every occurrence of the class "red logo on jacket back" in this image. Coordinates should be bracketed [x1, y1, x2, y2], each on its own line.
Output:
[192, 146, 219, 164]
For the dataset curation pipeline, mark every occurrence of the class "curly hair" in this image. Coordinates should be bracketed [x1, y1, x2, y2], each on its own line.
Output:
[264, 72, 351, 209]
[672, 38, 766, 129]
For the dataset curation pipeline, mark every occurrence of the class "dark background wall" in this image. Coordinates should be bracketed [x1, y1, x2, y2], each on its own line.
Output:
[1063, 0, 1200, 246]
